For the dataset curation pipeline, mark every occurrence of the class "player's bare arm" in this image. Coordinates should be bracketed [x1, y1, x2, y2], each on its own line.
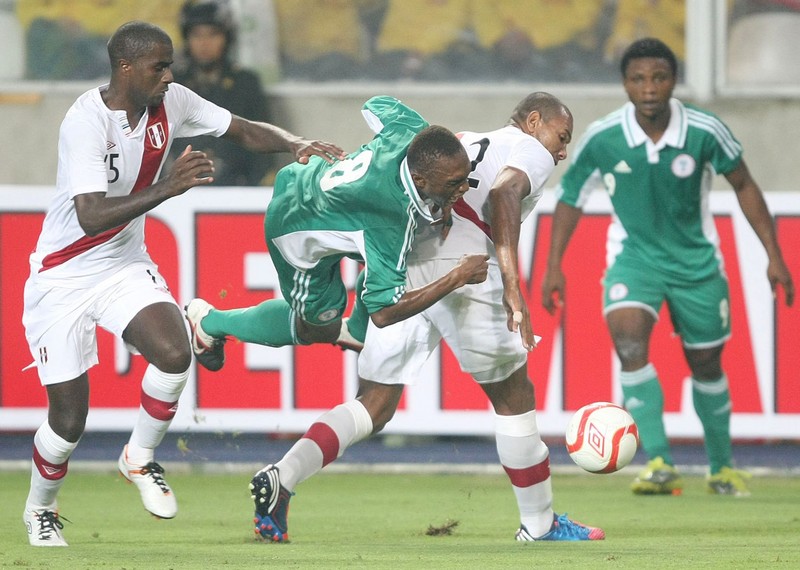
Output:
[489, 166, 538, 349]
[370, 253, 489, 328]
[74, 146, 213, 236]
[725, 160, 795, 306]
[541, 201, 583, 315]
[223, 115, 346, 164]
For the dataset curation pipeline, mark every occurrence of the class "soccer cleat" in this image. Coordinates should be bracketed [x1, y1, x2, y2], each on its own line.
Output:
[631, 457, 683, 495]
[707, 467, 752, 497]
[118, 446, 177, 519]
[515, 513, 605, 541]
[334, 317, 364, 353]
[23, 508, 68, 546]
[185, 298, 227, 371]
[250, 464, 293, 542]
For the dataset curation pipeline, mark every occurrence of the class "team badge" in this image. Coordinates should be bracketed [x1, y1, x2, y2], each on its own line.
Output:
[147, 122, 167, 149]
[317, 309, 340, 322]
[671, 154, 696, 178]
[608, 283, 629, 301]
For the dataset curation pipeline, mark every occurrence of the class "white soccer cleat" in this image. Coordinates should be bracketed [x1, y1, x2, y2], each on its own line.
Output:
[185, 298, 226, 371]
[118, 445, 177, 519]
[24, 507, 68, 546]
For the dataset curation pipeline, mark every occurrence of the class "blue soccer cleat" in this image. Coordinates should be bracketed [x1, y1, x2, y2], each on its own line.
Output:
[515, 513, 605, 541]
[250, 464, 292, 542]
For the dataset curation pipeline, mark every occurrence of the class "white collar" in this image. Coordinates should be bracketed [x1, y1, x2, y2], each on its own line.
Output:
[399, 157, 436, 222]
[622, 97, 687, 150]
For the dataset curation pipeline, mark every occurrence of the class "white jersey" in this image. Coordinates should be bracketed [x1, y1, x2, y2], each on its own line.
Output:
[30, 82, 231, 286]
[407, 125, 555, 264]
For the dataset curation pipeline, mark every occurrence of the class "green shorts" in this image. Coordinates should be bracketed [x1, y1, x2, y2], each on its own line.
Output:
[602, 260, 731, 348]
[266, 240, 349, 326]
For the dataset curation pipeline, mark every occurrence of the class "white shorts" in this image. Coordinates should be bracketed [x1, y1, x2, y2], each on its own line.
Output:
[358, 259, 527, 385]
[22, 262, 178, 385]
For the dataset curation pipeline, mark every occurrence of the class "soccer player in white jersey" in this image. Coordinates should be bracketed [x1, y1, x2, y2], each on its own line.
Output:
[21, 20, 345, 547]
[542, 38, 794, 497]
[245, 92, 606, 543]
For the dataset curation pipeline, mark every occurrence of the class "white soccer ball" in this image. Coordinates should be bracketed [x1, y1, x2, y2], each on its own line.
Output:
[565, 402, 639, 474]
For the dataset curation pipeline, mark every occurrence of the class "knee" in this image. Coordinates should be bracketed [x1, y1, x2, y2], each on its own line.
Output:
[150, 341, 192, 373]
[613, 337, 648, 367]
[49, 410, 87, 443]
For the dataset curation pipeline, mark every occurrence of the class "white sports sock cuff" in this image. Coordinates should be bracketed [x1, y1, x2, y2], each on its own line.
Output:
[494, 410, 538, 438]
[342, 399, 374, 441]
[34, 422, 78, 463]
[691, 374, 728, 394]
[141, 364, 189, 401]
[619, 363, 658, 387]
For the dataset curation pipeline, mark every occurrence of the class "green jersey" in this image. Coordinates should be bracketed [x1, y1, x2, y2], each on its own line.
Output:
[267, 96, 434, 314]
[558, 98, 742, 280]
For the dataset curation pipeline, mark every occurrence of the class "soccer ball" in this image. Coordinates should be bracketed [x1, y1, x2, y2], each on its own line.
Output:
[565, 402, 639, 474]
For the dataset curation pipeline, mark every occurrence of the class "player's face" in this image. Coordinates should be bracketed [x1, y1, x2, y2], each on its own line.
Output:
[187, 24, 227, 66]
[623, 57, 676, 121]
[128, 41, 174, 108]
[531, 111, 573, 165]
[417, 151, 471, 210]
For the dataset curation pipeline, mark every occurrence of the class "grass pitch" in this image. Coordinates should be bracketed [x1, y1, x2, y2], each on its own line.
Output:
[1, 468, 798, 569]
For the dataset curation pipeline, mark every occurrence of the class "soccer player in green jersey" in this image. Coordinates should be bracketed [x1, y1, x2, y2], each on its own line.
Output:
[541, 38, 794, 497]
[186, 96, 489, 372]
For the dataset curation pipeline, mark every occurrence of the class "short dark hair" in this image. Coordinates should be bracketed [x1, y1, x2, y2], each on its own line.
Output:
[107, 21, 172, 69]
[620, 38, 678, 77]
[511, 91, 571, 124]
[407, 125, 464, 174]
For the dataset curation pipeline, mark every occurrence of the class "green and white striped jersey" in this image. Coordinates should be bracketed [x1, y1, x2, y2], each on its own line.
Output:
[266, 96, 433, 314]
[557, 98, 742, 280]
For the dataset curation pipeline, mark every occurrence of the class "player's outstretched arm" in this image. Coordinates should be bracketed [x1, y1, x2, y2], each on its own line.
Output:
[489, 166, 537, 349]
[370, 254, 489, 328]
[223, 115, 346, 164]
[74, 146, 213, 236]
[726, 160, 795, 307]
[541, 201, 583, 315]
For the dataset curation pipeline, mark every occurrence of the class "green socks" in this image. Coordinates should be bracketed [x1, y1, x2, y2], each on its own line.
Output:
[692, 375, 732, 475]
[620, 363, 673, 466]
[202, 299, 297, 347]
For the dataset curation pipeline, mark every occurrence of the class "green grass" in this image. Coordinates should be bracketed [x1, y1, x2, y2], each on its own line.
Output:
[1, 469, 798, 569]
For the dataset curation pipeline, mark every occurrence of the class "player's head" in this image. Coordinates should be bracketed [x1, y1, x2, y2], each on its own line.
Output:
[180, 0, 236, 66]
[510, 92, 573, 165]
[407, 125, 470, 211]
[108, 21, 174, 108]
[620, 38, 677, 120]
[621, 38, 678, 78]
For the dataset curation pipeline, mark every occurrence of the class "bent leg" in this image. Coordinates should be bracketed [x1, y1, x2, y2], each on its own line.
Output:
[275, 381, 403, 491]
[608, 308, 673, 464]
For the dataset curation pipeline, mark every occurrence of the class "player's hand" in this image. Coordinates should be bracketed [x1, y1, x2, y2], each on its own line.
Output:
[541, 267, 565, 315]
[455, 253, 489, 285]
[165, 145, 215, 193]
[292, 138, 346, 164]
[768, 258, 795, 307]
[503, 289, 538, 351]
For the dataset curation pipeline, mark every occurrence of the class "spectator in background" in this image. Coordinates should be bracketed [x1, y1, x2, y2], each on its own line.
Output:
[273, 0, 368, 80]
[16, 0, 181, 80]
[372, 0, 477, 80]
[471, 0, 609, 82]
[604, 0, 686, 75]
[169, 0, 273, 186]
